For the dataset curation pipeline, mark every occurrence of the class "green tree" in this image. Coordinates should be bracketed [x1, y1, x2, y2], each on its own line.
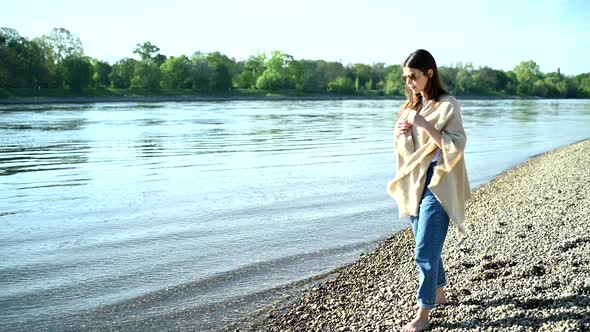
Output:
[207, 51, 236, 92]
[371, 63, 388, 94]
[439, 65, 457, 93]
[564, 78, 578, 98]
[160, 55, 191, 89]
[0, 48, 19, 88]
[256, 50, 301, 90]
[92, 59, 111, 88]
[153, 54, 167, 67]
[0, 28, 27, 88]
[383, 65, 405, 96]
[133, 41, 167, 67]
[513, 60, 541, 95]
[189, 52, 213, 92]
[532, 80, 549, 97]
[352, 63, 372, 90]
[542, 70, 577, 98]
[0, 27, 21, 45]
[109, 57, 138, 88]
[472, 66, 497, 94]
[4, 26, 589, 99]
[322, 61, 347, 82]
[134, 41, 160, 61]
[61, 55, 93, 92]
[237, 53, 266, 89]
[365, 79, 373, 92]
[504, 71, 518, 95]
[0, 28, 30, 88]
[297, 60, 348, 93]
[1, 28, 55, 89]
[454, 62, 475, 95]
[542, 72, 561, 97]
[328, 76, 355, 94]
[40, 28, 83, 64]
[576, 73, 590, 97]
[491, 69, 513, 94]
[288, 59, 303, 90]
[298, 60, 329, 93]
[31, 36, 61, 87]
[131, 61, 161, 91]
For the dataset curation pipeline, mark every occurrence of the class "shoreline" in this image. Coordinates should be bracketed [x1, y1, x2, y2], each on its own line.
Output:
[0, 94, 555, 105]
[2, 95, 399, 105]
[227, 139, 590, 331]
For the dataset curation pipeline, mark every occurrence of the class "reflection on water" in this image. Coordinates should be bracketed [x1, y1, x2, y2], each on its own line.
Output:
[0, 99, 589, 331]
[135, 138, 166, 158]
[0, 119, 87, 131]
[458, 99, 589, 186]
[511, 106, 540, 122]
[0, 143, 90, 177]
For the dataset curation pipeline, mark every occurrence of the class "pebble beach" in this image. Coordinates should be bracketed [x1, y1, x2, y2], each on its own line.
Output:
[229, 139, 590, 332]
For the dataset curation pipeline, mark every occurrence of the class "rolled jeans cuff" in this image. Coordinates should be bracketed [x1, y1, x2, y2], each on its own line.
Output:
[417, 300, 436, 310]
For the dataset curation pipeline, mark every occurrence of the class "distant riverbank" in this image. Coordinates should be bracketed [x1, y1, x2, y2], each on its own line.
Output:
[0, 87, 559, 105]
[0, 94, 401, 105]
[0, 94, 552, 105]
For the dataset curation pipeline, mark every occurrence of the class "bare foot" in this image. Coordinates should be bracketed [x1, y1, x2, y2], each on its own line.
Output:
[413, 287, 448, 310]
[401, 316, 430, 332]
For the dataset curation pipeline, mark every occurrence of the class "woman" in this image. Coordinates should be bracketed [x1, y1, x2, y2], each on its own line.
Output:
[387, 49, 471, 332]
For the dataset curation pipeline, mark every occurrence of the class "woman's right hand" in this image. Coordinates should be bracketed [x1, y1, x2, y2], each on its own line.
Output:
[395, 121, 412, 138]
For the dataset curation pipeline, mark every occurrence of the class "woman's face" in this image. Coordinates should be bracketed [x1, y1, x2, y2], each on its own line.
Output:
[402, 67, 430, 94]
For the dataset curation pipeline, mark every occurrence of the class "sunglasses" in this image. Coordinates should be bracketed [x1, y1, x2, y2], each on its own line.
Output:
[401, 72, 420, 82]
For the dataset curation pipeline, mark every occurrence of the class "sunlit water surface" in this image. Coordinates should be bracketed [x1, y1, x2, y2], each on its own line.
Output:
[1, 99, 589, 330]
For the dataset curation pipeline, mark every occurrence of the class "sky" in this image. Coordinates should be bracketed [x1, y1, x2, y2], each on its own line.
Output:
[3, 0, 589, 75]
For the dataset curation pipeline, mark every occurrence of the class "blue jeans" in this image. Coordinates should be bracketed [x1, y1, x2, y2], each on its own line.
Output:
[410, 162, 449, 309]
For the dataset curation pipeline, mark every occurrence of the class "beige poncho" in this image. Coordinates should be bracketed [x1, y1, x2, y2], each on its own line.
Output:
[387, 95, 471, 232]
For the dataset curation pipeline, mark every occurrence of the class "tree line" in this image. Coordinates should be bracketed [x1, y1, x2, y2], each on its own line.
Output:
[2, 27, 590, 98]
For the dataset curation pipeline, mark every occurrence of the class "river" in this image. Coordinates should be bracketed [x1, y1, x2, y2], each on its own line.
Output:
[1, 99, 589, 331]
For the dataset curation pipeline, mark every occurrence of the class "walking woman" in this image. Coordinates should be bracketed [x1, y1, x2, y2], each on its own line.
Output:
[387, 49, 471, 332]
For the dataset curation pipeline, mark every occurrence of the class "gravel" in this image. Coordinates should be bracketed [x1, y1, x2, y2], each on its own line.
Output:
[227, 139, 590, 332]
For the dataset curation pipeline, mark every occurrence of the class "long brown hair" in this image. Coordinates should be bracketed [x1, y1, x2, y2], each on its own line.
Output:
[401, 49, 448, 112]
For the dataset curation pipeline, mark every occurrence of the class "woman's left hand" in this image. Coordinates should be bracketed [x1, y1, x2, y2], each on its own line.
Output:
[407, 110, 427, 127]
